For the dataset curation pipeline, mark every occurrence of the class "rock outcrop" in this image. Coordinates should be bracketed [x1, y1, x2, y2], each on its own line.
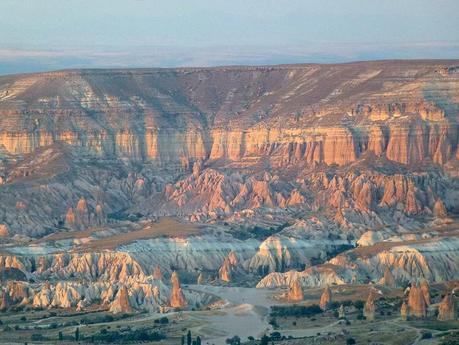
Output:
[109, 285, 133, 314]
[319, 285, 332, 310]
[438, 293, 457, 321]
[219, 251, 239, 282]
[287, 279, 304, 302]
[197, 272, 204, 285]
[363, 291, 376, 321]
[170, 271, 187, 308]
[420, 279, 431, 306]
[153, 266, 162, 281]
[400, 301, 408, 321]
[381, 268, 397, 288]
[407, 283, 427, 318]
[0, 224, 8, 237]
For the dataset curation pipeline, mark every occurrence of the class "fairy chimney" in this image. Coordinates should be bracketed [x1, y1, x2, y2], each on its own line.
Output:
[153, 266, 162, 280]
[407, 283, 426, 318]
[109, 285, 133, 314]
[438, 293, 457, 321]
[420, 279, 431, 306]
[288, 279, 304, 302]
[433, 199, 447, 218]
[320, 285, 333, 310]
[400, 301, 408, 321]
[170, 271, 187, 308]
[197, 272, 204, 285]
[0, 290, 12, 311]
[363, 291, 376, 321]
[382, 267, 396, 288]
[65, 207, 76, 228]
[0, 224, 9, 238]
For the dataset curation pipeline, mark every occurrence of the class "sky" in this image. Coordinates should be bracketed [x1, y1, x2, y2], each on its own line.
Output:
[0, 0, 458, 74]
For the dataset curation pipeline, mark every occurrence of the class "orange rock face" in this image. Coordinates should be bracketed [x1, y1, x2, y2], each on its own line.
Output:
[433, 199, 448, 218]
[0, 290, 12, 311]
[0, 224, 9, 237]
[219, 251, 239, 282]
[407, 283, 427, 318]
[109, 286, 133, 314]
[420, 280, 431, 306]
[400, 301, 408, 321]
[382, 268, 396, 288]
[153, 266, 162, 280]
[363, 291, 376, 321]
[319, 286, 332, 310]
[170, 271, 187, 308]
[287, 279, 304, 302]
[438, 293, 457, 321]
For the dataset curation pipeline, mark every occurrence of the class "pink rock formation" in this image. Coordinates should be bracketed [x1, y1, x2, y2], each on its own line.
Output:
[438, 293, 457, 321]
[400, 301, 408, 321]
[0, 224, 8, 237]
[382, 268, 396, 288]
[420, 279, 431, 306]
[75, 197, 90, 228]
[65, 208, 75, 228]
[170, 271, 187, 308]
[320, 285, 332, 310]
[287, 279, 304, 302]
[0, 290, 12, 311]
[219, 251, 239, 282]
[109, 285, 133, 314]
[153, 266, 162, 280]
[407, 283, 427, 318]
[363, 291, 376, 321]
[433, 199, 448, 218]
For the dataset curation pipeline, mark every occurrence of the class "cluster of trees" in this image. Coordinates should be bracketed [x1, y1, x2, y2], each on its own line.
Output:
[181, 330, 201, 345]
[270, 304, 323, 318]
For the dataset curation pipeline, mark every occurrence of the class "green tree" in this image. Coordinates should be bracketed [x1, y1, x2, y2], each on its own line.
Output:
[75, 327, 80, 341]
[196, 336, 201, 345]
[187, 330, 192, 345]
[58, 331, 63, 341]
[181, 335, 185, 345]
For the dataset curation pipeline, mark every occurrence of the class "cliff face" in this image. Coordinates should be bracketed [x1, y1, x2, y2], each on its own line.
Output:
[0, 61, 458, 237]
[0, 61, 458, 168]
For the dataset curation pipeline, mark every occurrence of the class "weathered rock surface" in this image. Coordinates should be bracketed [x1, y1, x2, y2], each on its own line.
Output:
[319, 285, 332, 310]
[407, 282, 427, 318]
[363, 291, 376, 321]
[0, 61, 459, 314]
[438, 293, 457, 321]
[258, 236, 459, 288]
[287, 279, 304, 302]
[170, 271, 187, 308]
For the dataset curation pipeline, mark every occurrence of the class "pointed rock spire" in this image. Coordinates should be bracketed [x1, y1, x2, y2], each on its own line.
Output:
[110, 285, 133, 314]
[153, 266, 162, 280]
[197, 272, 204, 285]
[0, 290, 12, 311]
[338, 304, 346, 319]
[170, 271, 187, 308]
[433, 199, 447, 218]
[407, 283, 426, 318]
[287, 279, 304, 302]
[420, 279, 431, 306]
[319, 285, 332, 310]
[400, 301, 408, 321]
[363, 291, 376, 321]
[438, 293, 456, 321]
[382, 267, 396, 288]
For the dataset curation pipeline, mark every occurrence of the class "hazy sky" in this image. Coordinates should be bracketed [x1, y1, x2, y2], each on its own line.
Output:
[1, 0, 458, 74]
